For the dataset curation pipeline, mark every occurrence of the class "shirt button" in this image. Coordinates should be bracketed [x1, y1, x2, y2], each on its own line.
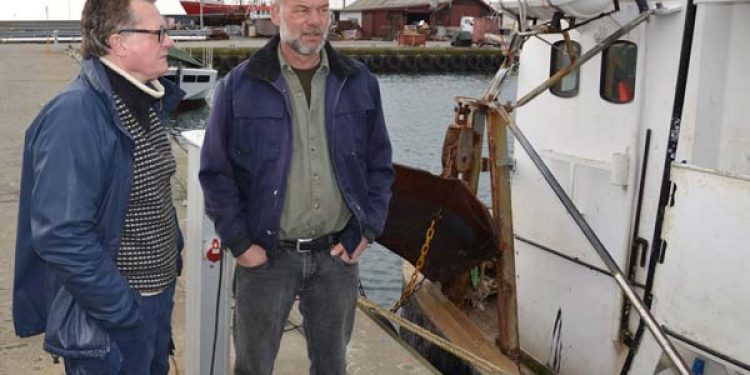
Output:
[313, 202, 320, 209]
[311, 146, 316, 152]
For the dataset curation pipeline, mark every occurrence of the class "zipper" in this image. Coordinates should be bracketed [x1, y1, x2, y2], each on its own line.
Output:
[266, 79, 295, 234]
[328, 76, 364, 224]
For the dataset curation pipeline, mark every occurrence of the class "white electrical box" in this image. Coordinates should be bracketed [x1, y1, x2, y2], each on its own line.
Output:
[183, 130, 234, 375]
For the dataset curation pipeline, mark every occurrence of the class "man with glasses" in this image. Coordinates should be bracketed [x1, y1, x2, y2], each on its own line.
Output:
[13, 0, 184, 374]
[199, 0, 393, 373]
[118, 26, 171, 43]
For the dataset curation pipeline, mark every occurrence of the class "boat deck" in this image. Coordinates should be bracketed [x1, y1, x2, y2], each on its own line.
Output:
[402, 263, 521, 375]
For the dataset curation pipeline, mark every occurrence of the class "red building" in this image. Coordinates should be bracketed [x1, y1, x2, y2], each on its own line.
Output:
[342, 0, 496, 39]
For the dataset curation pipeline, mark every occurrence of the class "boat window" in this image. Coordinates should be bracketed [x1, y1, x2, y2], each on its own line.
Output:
[183, 75, 197, 83]
[601, 41, 637, 104]
[549, 40, 581, 98]
[162, 75, 176, 82]
[197, 75, 211, 83]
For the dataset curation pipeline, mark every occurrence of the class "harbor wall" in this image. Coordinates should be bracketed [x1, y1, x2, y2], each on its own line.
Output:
[190, 47, 505, 75]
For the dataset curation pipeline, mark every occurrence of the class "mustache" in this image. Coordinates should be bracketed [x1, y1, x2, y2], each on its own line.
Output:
[301, 27, 324, 36]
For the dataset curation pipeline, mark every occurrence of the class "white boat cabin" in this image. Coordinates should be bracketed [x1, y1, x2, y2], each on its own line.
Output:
[499, 0, 750, 373]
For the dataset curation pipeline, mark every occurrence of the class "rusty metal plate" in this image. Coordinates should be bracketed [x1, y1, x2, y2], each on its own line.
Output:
[378, 163, 498, 284]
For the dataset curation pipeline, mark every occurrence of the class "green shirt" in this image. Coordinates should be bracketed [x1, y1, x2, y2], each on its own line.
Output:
[277, 47, 351, 240]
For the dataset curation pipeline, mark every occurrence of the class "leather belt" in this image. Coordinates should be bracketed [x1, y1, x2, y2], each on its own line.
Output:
[278, 232, 341, 252]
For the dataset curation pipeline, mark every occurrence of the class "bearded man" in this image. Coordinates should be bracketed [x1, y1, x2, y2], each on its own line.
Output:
[198, 0, 394, 373]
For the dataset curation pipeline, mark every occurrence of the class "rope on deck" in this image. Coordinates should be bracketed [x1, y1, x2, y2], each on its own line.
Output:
[357, 296, 516, 375]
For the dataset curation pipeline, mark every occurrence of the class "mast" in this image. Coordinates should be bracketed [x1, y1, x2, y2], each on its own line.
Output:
[200, 0, 204, 28]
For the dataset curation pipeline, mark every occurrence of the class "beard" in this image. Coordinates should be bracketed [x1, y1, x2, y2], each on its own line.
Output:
[279, 22, 328, 55]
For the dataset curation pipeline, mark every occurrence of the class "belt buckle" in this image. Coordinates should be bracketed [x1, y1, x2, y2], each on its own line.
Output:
[296, 238, 313, 253]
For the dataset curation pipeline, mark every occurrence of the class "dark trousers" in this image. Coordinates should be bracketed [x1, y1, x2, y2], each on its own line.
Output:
[233, 246, 359, 375]
[64, 284, 176, 375]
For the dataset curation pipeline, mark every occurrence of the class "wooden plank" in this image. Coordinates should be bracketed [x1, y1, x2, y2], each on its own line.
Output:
[411, 276, 520, 375]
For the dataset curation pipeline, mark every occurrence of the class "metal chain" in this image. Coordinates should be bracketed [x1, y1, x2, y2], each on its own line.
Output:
[392, 210, 442, 313]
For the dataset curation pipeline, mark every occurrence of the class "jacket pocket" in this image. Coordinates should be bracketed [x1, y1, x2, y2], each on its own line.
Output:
[334, 110, 373, 155]
[231, 113, 284, 176]
[43, 287, 111, 360]
[335, 91, 375, 149]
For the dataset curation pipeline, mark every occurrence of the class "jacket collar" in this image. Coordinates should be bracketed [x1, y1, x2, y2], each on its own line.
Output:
[80, 57, 185, 113]
[244, 34, 357, 82]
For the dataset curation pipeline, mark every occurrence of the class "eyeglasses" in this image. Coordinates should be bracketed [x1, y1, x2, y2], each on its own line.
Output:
[117, 28, 170, 43]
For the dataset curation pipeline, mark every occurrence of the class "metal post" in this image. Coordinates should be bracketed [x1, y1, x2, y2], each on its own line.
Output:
[467, 103, 486, 194]
[200, 0, 205, 29]
[486, 107, 519, 359]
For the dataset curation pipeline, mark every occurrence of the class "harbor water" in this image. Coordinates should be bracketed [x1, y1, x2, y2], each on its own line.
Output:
[170, 73, 494, 308]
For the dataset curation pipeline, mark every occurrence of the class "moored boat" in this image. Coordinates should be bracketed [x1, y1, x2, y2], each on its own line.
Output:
[164, 48, 218, 112]
[179, 0, 249, 16]
[377, 0, 750, 373]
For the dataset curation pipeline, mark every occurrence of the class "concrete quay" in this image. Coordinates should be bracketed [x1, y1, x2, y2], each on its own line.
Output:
[0, 43, 435, 375]
[174, 36, 453, 49]
[172, 37, 503, 75]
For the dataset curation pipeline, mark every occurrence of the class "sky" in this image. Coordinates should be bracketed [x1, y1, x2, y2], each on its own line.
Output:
[0, 0, 351, 21]
[1, 0, 183, 21]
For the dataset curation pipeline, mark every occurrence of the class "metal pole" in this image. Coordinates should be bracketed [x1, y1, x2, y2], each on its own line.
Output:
[487, 108, 519, 359]
[505, 118, 691, 375]
[200, 0, 205, 29]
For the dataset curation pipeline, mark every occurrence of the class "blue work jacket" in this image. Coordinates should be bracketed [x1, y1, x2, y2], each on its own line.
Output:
[13, 57, 185, 353]
[199, 36, 394, 257]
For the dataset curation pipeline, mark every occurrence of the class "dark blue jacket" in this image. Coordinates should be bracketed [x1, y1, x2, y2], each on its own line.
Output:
[199, 36, 394, 256]
[13, 57, 185, 353]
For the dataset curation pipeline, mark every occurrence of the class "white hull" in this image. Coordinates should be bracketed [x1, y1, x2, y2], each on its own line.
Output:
[506, 0, 750, 373]
[163, 66, 218, 101]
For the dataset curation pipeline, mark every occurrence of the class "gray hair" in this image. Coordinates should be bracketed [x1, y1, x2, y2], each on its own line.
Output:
[80, 0, 155, 58]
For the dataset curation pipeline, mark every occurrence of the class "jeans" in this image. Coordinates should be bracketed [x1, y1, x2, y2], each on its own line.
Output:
[233, 245, 359, 375]
[64, 284, 176, 375]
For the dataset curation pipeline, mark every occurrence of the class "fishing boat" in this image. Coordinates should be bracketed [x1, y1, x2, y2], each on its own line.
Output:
[179, 0, 249, 16]
[373, 0, 750, 373]
[179, 0, 272, 25]
[164, 47, 218, 112]
[163, 66, 217, 100]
